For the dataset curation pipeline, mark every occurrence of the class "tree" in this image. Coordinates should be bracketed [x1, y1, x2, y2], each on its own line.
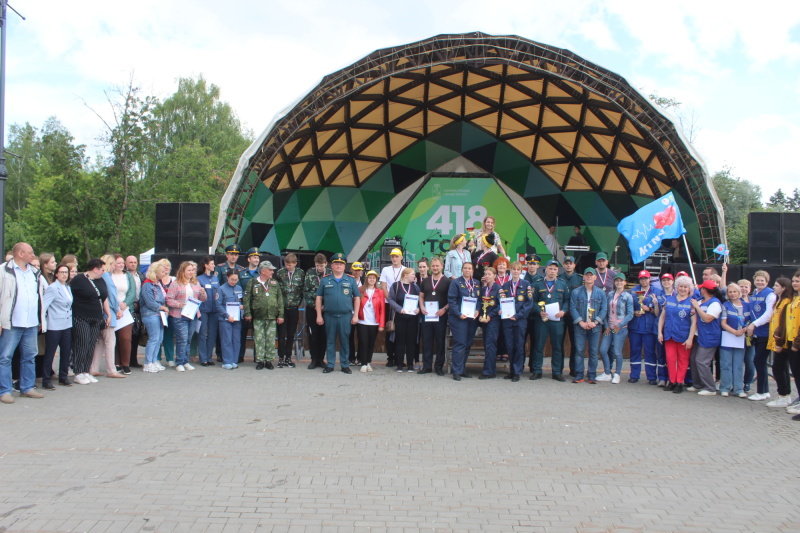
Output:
[648, 92, 700, 144]
[711, 167, 762, 231]
[767, 188, 789, 211]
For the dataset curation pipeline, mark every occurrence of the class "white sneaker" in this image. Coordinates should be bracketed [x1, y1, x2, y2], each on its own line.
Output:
[698, 390, 716, 396]
[87, 374, 98, 383]
[360, 365, 368, 373]
[787, 404, 800, 415]
[721, 392, 729, 397]
[74, 374, 90, 385]
[184, 363, 195, 371]
[788, 397, 800, 407]
[657, 380, 666, 387]
[766, 395, 791, 408]
[168, 361, 176, 367]
[176, 365, 185, 372]
[737, 392, 748, 398]
[366, 364, 373, 372]
[612, 374, 620, 384]
[715, 381, 720, 391]
[156, 363, 165, 370]
[596, 373, 612, 382]
[748, 393, 767, 401]
[686, 386, 700, 392]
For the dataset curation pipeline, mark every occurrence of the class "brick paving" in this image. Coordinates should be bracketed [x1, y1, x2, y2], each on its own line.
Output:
[1, 352, 799, 532]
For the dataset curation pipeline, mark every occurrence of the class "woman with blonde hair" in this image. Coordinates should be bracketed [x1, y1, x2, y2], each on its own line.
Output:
[166, 261, 207, 372]
[90, 254, 126, 379]
[719, 283, 750, 397]
[658, 275, 697, 393]
[388, 267, 420, 372]
[444, 233, 470, 279]
[140, 259, 171, 372]
[471, 216, 506, 257]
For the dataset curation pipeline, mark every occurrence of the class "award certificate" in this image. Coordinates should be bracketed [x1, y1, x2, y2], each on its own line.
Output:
[461, 297, 477, 317]
[500, 297, 515, 319]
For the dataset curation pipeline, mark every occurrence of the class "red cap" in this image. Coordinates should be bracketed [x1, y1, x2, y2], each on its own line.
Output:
[638, 270, 651, 278]
[697, 280, 717, 291]
[676, 271, 690, 278]
[660, 273, 674, 280]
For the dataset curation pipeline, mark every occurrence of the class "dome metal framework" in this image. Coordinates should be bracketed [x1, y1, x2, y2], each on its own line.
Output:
[217, 32, 723, 261]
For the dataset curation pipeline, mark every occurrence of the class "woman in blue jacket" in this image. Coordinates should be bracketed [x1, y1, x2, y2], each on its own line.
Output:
[688, 280, 723, 395]
[720, 283, 751, 397]
[140, 260, 171, 373]
[597, 273, 633, 384]
[42, 263, 73, 388]
[217, 270, 244, 369]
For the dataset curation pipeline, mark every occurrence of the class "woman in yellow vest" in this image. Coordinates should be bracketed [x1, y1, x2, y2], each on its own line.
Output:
[765, 277, 794, 408]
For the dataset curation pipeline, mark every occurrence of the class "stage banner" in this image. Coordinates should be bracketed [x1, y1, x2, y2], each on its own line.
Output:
[617, 192, 686, 264]
[373, 177, 544, 263]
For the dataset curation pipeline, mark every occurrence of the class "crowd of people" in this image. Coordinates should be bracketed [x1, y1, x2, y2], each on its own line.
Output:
[2, 217, 799, 422]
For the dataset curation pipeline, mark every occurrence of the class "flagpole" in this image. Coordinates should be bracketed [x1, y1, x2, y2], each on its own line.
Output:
[681, 234, 697, 286]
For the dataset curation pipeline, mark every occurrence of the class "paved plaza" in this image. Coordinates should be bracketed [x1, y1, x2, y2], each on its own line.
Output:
[2, 352, 799, 533]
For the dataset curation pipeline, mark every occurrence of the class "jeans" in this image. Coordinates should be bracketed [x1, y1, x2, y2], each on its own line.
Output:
[573, 325, 601, 379]
[600, 327, 628, 375]
[752, 337, 771, 395]
[720, 346, 745, 394]
[0, 326, 38, 395]
[143, 314, 164, 365]
[159, 319, 175, 362]
[743, 343, 755, 389]
[170, 316, 198, 366]
[198, 312, 219, 363]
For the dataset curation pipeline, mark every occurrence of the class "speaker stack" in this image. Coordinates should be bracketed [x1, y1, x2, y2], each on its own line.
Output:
[153, 203, 211, 273]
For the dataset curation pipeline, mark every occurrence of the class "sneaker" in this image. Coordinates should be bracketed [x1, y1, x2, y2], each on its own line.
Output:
[397, 368, 404, 373]
[767, 396, 792, 408]
[407, 368, 414, 372]
[721, 392, 729, 397]
[787, 404, 800, 415]
[20, 389, 44, 399]
[167, 361, 176, 367]
[737, 392, 748, 398]
[121, 366, 132, 375]
[788, 397, 800, 407]
[87, 374, 98, 383]
[366, 364, 373, 372]
[360, 365, 368, 373]
[611, 374, 621, 384]
[156, 363, 166, 370]
[222, 364, 234, 370]
[686, 386, 700, 392]
[698, 390, 716, 396]
[184, 363, 195, 371]
[715, 381, 720, 391]
[286, 359, 296, 368]
[277, 359, 285, 368]
[0, 393, 14, 404]
[596, 373, 612, 382]
[657, 380, 666, 387]
[748, 393, 767, 401]
[176, 365, 185, 372]
[74, 374, 91, 385]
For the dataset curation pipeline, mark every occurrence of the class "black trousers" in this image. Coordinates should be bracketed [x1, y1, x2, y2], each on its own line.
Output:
[394, 314, 419, 369]
[306, 306, 326, 363]
[43, 328, 72, 384]
[422, 318, 448, 370]
[356, 324, 378, 364]
[277, 307, 300, 359]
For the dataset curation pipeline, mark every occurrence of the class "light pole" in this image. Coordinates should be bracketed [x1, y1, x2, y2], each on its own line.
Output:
[0, 0, 8, 254]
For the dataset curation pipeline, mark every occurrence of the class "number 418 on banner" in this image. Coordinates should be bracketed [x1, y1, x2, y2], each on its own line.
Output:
[426, 205, 487, 236]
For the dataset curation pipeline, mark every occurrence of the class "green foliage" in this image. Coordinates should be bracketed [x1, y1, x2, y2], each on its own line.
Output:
[727, 217, 749, 265]
[711, 167, 762, 232]
[766, 188, 800, 212]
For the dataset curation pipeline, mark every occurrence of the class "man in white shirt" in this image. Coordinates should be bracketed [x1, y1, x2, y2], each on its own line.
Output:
[379, 248, 404, 367]
[0, 243, 47, 403]
[544, 225, 558, 260]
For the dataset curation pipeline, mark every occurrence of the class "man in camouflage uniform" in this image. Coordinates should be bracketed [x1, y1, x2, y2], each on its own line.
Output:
[304, 253, 330, 369]
[276, 253, 305, 368]
[243, 261, 284, 370]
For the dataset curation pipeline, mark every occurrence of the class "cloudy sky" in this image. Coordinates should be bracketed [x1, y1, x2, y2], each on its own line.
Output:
[6, 0, 800, 199]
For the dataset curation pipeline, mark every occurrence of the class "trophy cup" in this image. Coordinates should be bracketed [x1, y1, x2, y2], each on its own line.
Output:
[635, 291, 646, 316]
[538, 301, 548, 321]
[479, 296, 492, 322]
[588, 307, 595, 322]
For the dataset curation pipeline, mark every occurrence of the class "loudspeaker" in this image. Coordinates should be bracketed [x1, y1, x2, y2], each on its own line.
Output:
[155, 203, 181, 254]
[749, 212, 782, 265]
[381, 245, 402, 263]
[782, 213, 800, 266]
[180, 203, 210, 254]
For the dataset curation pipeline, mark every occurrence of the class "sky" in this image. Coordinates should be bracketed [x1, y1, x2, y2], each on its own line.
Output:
[5, 0, 800, 201]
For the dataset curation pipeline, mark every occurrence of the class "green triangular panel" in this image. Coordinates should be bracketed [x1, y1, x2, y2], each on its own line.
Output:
[286, 224, 310, 251]
[426, 143, 460, 170]
[494, 167, 530, 197]
[245, 181, 273, 219]
[491, 143, 528, 174]
[275, 194, 301, 224]
[524, 166, 561, 197]
[249, 194, 274, 224]
[315, 223, 343, 252]
[460, 122, 496, 152]
[564, 192, 616, 225]
[360, 166, 395, 193]
[295, 188, 324, 218]
[298, 221, 335, 247]
[336, 192, 369, 222]
[272, 223, 299, 248]
[390, 141, 428, 172]
[260, 228, 281, 254]
[335, 221, 369, 252]
[360, 191, 394, 219]
[303, 190, 334, 221]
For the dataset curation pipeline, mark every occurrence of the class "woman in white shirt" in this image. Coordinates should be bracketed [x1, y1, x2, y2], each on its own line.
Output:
[109, 254, 136, 375]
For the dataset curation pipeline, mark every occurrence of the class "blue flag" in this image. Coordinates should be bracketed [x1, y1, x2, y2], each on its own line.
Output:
[617, 192, 686, 264]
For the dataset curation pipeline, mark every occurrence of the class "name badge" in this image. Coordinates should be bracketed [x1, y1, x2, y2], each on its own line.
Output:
[205, 284, 212, 289]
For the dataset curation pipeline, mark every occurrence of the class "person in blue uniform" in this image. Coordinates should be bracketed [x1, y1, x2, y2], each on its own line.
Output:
[558, 256, 582, 377]
[501, 262, 533, 381]
[196, 256, 221, 366]
[217, 270, 243, 369]
[627, 270, 662, 384]
[745, 271, 775, 401]
[523, 254, 543, 373]
[447, 262, 481, 381]
[315, 253, 360, 374]
[478, 267, 502, 379]
[215, 244, 245, 284]
[569, 267, 608, 383]
[688, 280, 723, 395]
[235, 247, 261, 362]
[531, 260, 570, 381]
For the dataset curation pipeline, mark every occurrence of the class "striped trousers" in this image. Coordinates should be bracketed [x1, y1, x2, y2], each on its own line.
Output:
[72, 317, 104, 374]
